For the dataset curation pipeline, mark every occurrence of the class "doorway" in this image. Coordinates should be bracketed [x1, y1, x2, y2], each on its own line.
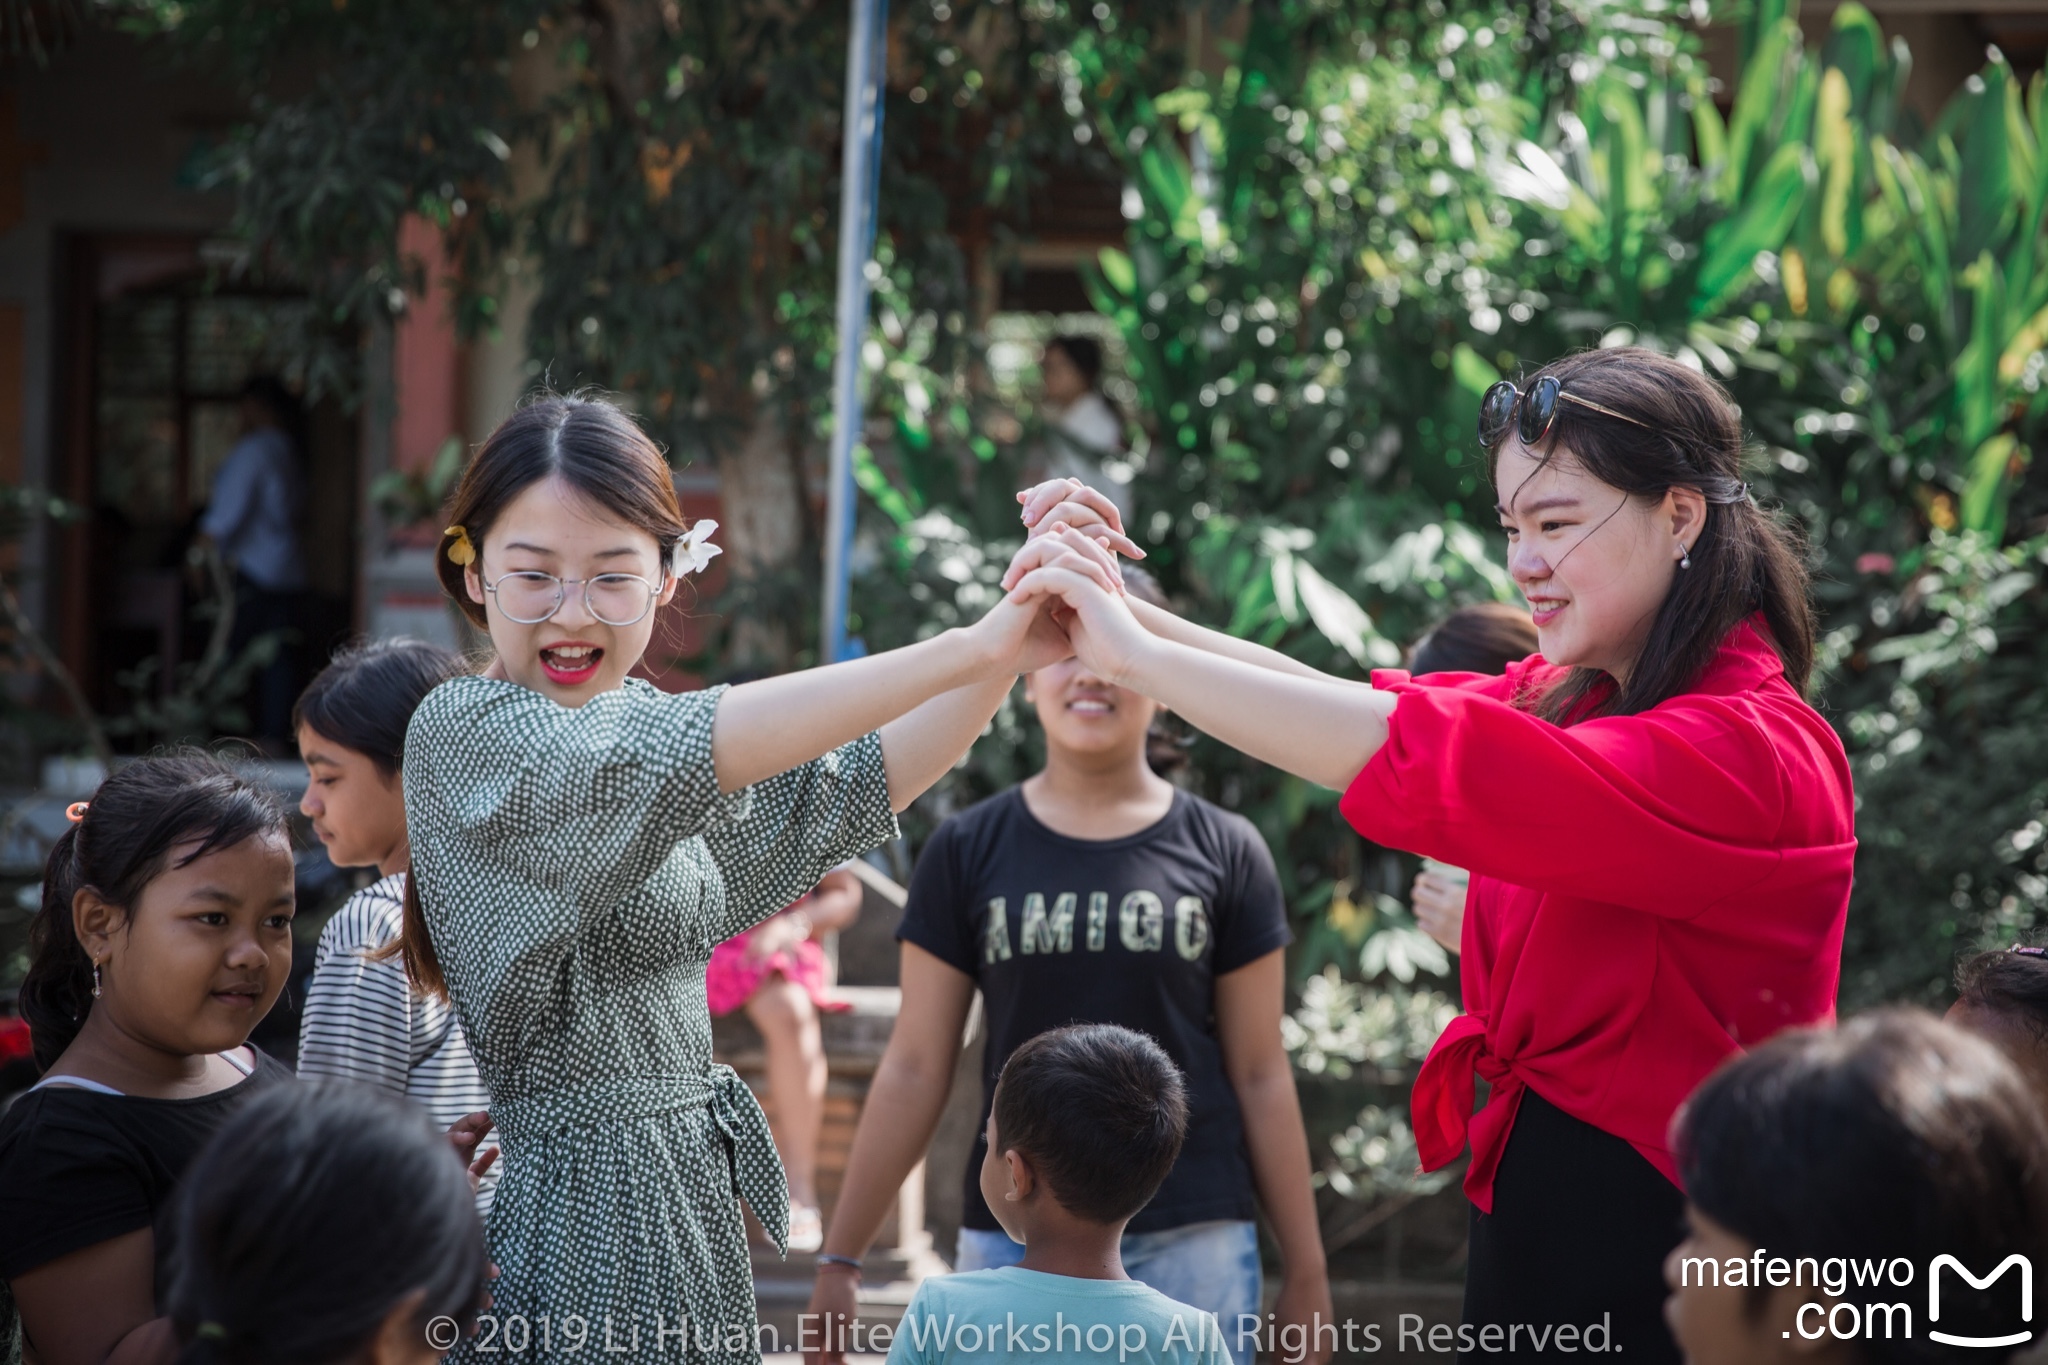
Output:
[58, 234, 359, 742]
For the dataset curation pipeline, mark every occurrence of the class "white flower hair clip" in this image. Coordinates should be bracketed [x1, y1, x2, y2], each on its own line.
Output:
[671, 520, 723, 578]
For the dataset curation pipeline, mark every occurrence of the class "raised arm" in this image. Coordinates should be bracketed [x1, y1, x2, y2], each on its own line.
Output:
[1009, 530, 1396, 790]
[1010, 479, 1359, 685]
[1126, 597, 1356, 684]
[714, 633, 1010, 800]
[716, 533, 1109, 803]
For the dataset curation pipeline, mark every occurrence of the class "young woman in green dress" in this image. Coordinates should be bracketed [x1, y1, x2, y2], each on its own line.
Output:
[396, 393, 1127, 1364]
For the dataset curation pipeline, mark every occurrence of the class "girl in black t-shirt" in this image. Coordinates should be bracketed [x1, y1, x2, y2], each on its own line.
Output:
[0, 754, 298, 1365]
[808, 571, 1334, 1365]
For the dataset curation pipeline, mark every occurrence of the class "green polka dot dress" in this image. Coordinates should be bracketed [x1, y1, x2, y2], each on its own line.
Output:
[404, 677, 898, 1363]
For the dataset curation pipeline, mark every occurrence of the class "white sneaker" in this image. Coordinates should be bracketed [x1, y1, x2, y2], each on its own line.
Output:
[787, 1204, 824, 1253]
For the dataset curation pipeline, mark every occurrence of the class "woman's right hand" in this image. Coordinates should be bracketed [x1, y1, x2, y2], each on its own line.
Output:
[804, 1268, 861, 1365]
[1016, 478, 1144, 558]
[1006, 528, 1156, 686]
[966, 529, 1128, 678]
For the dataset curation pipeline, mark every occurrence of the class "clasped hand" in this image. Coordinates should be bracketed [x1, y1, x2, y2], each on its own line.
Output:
[960, 478, 1160, 683]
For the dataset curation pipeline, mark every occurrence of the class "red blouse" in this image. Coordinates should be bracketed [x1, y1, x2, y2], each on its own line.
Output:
[1339, 619, 1855, 1213]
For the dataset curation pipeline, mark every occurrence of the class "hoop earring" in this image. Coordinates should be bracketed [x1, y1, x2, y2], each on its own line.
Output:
[1679, 543, 1692, 570]
[92, 960, 103, 999]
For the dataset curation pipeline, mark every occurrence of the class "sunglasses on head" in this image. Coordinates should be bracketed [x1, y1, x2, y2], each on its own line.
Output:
[1479, 376, 1653, 448]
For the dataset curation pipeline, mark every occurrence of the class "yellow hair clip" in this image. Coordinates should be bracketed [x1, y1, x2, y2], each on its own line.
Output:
[444, 525, 477, 567]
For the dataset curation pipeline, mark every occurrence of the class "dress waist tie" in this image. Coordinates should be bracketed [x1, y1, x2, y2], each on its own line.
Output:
[1411, 1014, 1527, 1216]
[490, 1064, 790, 1252]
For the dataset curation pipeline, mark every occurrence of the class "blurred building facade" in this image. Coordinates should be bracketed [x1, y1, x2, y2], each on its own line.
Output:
[0, 3, 2015, 751]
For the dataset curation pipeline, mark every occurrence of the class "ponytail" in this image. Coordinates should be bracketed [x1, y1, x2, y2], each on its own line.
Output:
[19, 752, 287, 1069]
[21, 825, 94, 1069]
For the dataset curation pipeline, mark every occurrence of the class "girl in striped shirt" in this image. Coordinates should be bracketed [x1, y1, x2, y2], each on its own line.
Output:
[294, 638, 500, 1205]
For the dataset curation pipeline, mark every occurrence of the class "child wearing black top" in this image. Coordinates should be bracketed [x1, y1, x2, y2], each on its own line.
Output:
[812, 570, 1332, 1365]
[0, 754, 297, 1365]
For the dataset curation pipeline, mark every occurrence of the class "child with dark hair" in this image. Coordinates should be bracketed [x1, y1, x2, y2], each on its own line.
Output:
[886, 1025, 1230, 1365]
[0, 753, 297, 1365]
[294, 638, 498, 1206]
[816, 565, 1326, 1365]
[1947, 944, 2048, 1094]
[1664, 1009, 2048, 1365]
[166, 1081, 489, 1365]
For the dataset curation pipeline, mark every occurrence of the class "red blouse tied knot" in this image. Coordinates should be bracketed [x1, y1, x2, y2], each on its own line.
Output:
[1412, 1014, 1523, 1214]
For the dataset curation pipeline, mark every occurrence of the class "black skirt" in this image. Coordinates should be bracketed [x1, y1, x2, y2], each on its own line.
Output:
[1459, 1090, 1685, 1363]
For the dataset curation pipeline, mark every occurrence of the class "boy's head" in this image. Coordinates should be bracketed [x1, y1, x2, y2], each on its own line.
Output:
[981, 1024, 1188, 1238]
[1665, 1009, 2048, 1365]
[1947, 944, 2048, 1093]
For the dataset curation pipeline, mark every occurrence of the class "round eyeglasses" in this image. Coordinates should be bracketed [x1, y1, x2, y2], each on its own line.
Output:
[481, 569, 664, 626]
[1479, 376, 1651, 449]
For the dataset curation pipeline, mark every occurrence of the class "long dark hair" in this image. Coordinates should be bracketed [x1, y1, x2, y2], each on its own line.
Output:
[399, 391, 691, 998]
[167, 1082, 488, 1365]
[294, 637, 465, 780]
[1492, 348, 1814, 723]
[1676, 1010, 2048, 1362]
[1407, 601, 1539, 677]
[20, 752, 289, 1069]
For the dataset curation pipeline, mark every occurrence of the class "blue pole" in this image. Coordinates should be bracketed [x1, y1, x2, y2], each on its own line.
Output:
[821, 0, 889, 664]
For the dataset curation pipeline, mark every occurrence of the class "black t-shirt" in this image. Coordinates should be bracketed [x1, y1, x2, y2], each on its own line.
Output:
[0, 1048, 293, 1282]
[897, 788, 1291, 1234]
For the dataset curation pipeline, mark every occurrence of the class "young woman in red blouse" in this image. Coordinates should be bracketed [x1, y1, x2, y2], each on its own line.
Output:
[1004, 347, 1855, 1363]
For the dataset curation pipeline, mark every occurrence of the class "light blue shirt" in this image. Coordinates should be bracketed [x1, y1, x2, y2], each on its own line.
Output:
[201, 427, 305, 590]
[885, 1267, 1232, 1365]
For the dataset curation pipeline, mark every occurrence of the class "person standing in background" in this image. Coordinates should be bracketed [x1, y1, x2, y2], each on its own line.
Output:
[199, 374, 309, 749]
[1037, 336, 1134, 525]
[1402, 603, 1539, 956]
[706, 867, 865, 1252]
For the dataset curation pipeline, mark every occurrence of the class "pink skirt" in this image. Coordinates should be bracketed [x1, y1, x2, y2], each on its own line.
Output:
[705, 910, 851, 1018]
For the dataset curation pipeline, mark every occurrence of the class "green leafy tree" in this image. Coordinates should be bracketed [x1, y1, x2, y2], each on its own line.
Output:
[103, 0, 2048, 1257]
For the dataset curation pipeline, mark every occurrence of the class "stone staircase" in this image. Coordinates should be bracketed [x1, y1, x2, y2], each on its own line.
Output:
[712, 860, 977, 1348]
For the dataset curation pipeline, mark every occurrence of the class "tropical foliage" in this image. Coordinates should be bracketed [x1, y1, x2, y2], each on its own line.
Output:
[106, 0, 2048, 1258]
[861, 0, 2048, 1212]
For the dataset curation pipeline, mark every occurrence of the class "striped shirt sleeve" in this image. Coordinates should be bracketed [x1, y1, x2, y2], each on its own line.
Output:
[297, 880, 419, 1095]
